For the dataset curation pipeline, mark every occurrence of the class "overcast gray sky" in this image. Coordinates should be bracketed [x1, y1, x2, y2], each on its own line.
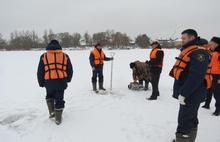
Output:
[0, 0, 219, 40]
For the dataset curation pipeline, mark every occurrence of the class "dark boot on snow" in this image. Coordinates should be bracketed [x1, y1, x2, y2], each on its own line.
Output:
[148, 97, 157, 100]
[46, 99, 55, 118]
[213, 109, 220, 116]
[92, 83, 99, 93]
[202, 104, 210, 109]
[148, 94, 157, 100]
[144, 86, 149, 91]
[99, 82, 106, 91]
[55, 109, 63, 125]
[173, 133, 190, 142]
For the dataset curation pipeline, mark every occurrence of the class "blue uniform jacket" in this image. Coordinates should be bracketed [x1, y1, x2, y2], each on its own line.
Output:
[173, 38, 211, 104]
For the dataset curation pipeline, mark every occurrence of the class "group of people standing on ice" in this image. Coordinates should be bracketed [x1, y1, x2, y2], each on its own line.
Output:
[37, 29, 220, 142]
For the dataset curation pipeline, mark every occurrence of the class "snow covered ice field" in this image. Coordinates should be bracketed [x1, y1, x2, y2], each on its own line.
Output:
[0, 49, 219, 142]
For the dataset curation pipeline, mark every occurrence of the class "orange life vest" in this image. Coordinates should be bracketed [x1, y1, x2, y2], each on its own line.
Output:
[43, 50, 68, 80]
[150, 48, 164, 67]
[92, 47, 105, 65]
[210, 51, 220, 75]
[170, 45, 212, 89]
[205, 64, 213, 89]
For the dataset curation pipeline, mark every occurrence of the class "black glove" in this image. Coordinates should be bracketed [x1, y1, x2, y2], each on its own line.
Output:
[110, 57, 114, 60]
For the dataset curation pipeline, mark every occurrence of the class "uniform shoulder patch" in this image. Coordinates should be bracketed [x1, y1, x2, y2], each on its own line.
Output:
[196, 54, 206, 62]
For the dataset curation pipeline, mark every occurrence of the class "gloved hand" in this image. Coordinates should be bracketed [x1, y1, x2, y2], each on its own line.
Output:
[92, 66, 96, 71]
[178, 95, 186, 105]
[110, 57, 114, 60]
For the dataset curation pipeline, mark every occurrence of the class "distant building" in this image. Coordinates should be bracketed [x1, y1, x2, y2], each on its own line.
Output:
[156, 38, 182, 48]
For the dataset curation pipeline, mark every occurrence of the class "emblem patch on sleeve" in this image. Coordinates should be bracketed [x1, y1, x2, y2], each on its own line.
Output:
[196, 54, 205, 62]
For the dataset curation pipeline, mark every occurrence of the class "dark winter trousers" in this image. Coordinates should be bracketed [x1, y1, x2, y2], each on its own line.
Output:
[204, 75, 220, 109]
[46, 89, 65, 109]
[177, 103, 200, 134]
[204, 88, 213, 106]
[212, 75, 220, 110]
[150, 72, 161, 97]
[92, 66, 103, 83]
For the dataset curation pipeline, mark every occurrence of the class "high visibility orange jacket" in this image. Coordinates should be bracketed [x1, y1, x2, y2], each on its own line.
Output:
[210, 51, 220, 75]
[91, 47, 105, 65]
[170, 45, 212, 89]
[43, 50, 68, 80]
[149, 48, 164, 68]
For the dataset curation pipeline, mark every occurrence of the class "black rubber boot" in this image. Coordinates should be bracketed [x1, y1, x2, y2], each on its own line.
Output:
[148, 94, 157, 100]
[92, 83, 99, 93]
[213, 108, 220, 116]
[189, 128, 198, 142]
[148, 97, 157, 100]
[55, 109, 63, 125]
[174, 133, 190, 142]
[46, 99, 55, 118]
[202, 104, 210, 109]
[99, 82, 106, 91]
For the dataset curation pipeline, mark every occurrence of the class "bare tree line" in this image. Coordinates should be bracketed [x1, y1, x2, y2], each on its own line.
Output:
[0, 29, 177, 50]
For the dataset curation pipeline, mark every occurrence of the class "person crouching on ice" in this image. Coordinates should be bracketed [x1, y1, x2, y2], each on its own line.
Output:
[129, 61, 151, 90]
[37, 40, 73, 125]
[89, 43, 113, 93]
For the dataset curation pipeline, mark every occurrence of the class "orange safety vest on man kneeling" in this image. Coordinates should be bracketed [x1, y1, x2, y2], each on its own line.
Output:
[170, 45, 212, 89]
[92, 48, 105, 65]
[43, 50, 68, 80]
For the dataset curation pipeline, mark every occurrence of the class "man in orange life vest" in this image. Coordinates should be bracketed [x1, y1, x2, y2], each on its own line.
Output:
[170, 29, 211, 142]
[202, 37, 220, 116]
[147, 41, 164, 100]
[37, 40, 73, 125]
[89, 43, 113, 93]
